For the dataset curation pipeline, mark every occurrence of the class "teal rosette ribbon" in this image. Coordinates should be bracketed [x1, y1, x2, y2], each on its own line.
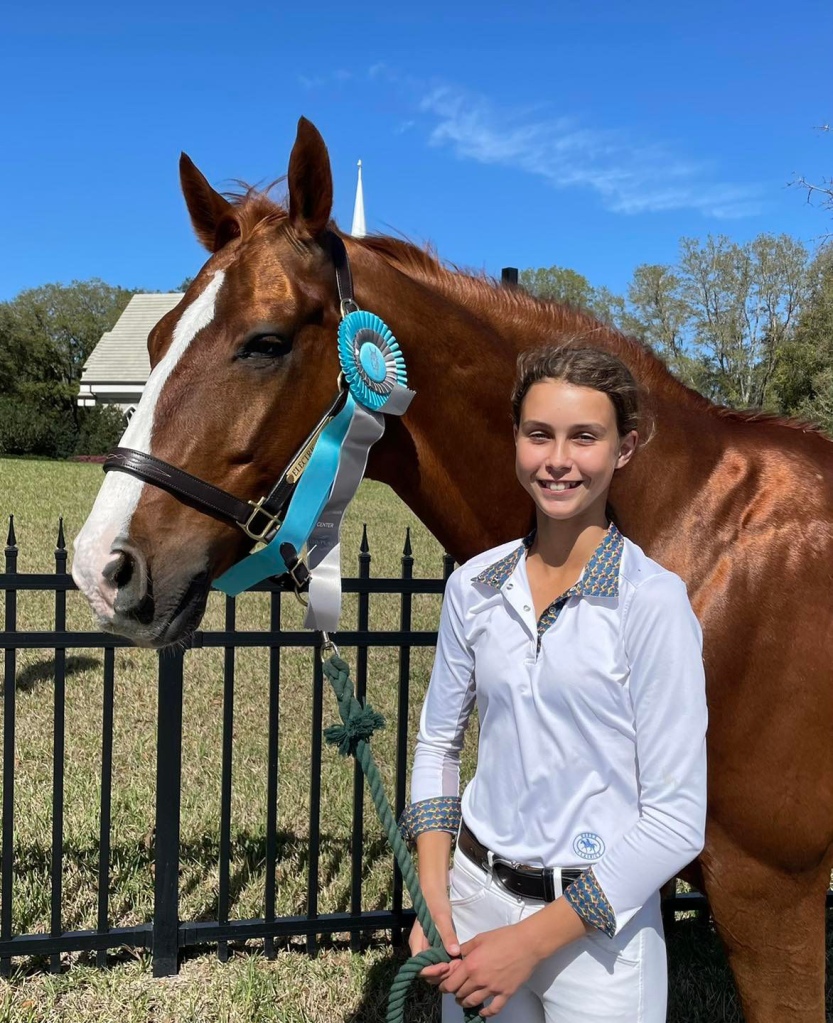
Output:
[338, 311, 407, 411]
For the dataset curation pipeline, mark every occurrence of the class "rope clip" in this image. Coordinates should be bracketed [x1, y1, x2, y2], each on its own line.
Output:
[319, 631, 340, 659]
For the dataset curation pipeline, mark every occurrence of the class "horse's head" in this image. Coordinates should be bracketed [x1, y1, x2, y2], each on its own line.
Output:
[73, 118, 354, 647]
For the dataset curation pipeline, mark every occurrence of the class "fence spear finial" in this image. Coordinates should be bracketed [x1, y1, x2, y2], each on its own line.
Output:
[6, 514, 16, 549]
[403, 527, 412, 558]
[360, 523, 369, 554]
[56, 517, 66, 551]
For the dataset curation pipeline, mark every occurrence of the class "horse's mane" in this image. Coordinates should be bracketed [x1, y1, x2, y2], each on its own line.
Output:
[224, 185, 830, 440]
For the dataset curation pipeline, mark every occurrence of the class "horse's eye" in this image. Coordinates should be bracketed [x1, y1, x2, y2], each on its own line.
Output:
[238, 334, 291, 360]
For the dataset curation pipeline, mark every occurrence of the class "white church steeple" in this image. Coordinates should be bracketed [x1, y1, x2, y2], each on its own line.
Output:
[351, 160, 366, 238]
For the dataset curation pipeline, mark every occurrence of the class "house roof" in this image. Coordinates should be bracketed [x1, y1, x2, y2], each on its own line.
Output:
[81, 293, 183, 383]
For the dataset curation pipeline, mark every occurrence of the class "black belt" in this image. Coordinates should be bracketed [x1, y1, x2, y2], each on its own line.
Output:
[458, 821, 583, 903]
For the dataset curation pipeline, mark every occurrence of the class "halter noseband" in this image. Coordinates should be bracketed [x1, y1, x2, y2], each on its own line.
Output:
[102, 231, 413, 623]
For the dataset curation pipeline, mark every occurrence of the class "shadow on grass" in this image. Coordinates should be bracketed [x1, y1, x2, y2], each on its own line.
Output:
[8, 654, 101, 693]
[10, 826, 397, 935]
[348, 925, 742, 1023]
[350, 912, 833, 1023]
[349, 942, 439, 1022]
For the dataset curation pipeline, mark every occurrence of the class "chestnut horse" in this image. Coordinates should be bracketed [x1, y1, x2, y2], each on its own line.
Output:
[72, 118, 833, 1021]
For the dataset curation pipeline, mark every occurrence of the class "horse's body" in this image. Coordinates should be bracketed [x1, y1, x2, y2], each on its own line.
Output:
[72, 119, 833, 1021]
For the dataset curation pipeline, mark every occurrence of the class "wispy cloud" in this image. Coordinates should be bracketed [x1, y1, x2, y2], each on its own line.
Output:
[418, 84, 763, 219]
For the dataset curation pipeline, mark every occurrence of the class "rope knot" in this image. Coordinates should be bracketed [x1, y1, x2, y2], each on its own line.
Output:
[324, 704, 386, 756]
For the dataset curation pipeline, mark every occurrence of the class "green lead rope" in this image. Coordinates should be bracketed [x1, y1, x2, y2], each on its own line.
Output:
[322, 652, 484, 1023]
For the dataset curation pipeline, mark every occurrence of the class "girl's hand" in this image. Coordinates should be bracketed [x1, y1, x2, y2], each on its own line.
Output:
[440, 922, 539, 1018]
[409, 903, 463, 986]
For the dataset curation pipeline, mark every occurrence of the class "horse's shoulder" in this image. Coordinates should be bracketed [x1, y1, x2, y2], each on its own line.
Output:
[619, 538, 691, 610]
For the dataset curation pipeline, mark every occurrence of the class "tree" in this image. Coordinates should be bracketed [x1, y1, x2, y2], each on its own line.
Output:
[624, 234, 811, 409]
[790, 123, 832, 238]
[0, 279, 135, 457]
[772, 244, 833, 433]
[0, 279, 134, 401]
[519, 266, 625, 326]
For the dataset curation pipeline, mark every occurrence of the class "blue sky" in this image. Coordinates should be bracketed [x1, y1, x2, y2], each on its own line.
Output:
[2, 0, 831, 302]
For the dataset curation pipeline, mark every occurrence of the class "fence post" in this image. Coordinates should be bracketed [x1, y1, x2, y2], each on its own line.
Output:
[1, 517, 18, 979]
[501, 266, 519, 287]
[152, 647, 184, 977]
[50, 520, 67, 974]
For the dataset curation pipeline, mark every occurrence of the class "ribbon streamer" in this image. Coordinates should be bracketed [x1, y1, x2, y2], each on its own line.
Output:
[212, 397, 356, 595]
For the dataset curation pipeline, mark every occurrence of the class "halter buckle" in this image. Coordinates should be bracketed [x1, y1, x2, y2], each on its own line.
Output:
[243, 497, 281, 542]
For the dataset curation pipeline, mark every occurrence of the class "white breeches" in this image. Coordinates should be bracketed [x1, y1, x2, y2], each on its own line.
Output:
[442, 847, 668, 1023]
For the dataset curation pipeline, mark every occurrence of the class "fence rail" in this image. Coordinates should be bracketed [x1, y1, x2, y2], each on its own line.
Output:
[1, 514, 719, 977]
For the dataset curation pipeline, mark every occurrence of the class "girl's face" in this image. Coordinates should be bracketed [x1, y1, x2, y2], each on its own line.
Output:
[514, 379, 638, 526]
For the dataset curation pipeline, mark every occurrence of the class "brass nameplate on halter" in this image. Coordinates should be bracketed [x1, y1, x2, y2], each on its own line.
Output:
[286, 415, 333, 484]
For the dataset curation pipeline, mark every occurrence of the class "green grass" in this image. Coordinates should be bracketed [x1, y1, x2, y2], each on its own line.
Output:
[0, 456, 823, 1021]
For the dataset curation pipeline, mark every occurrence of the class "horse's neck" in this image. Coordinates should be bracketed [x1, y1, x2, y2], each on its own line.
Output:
[352, 247, 718, 563]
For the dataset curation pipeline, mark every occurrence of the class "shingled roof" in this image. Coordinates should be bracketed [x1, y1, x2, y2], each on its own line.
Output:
[77, 293, 183, 408]
[81, 293, 183, 383]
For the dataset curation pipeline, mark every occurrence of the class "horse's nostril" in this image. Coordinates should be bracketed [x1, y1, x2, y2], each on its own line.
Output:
[102, 551, 129, 586]
[110, 552, 134, 589]
[106, 547, 152, 620]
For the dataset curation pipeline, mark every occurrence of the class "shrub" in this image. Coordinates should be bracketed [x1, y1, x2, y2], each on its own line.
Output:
[74, 405, 125, 456]
[0, 397, 75, 458]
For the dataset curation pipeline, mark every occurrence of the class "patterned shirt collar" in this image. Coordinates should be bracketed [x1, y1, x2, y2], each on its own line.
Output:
[473, 522, 623, 598]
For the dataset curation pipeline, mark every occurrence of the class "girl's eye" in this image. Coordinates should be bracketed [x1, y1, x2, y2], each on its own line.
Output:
[238, 334, 291, 360]
[576, 433, 597, 443]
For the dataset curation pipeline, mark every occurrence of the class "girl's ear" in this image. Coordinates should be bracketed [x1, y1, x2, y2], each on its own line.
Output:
[615, 430, 639, 469]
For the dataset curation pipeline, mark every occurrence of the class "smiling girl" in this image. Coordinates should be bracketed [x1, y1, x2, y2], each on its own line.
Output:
[402, 346, 708, 1022]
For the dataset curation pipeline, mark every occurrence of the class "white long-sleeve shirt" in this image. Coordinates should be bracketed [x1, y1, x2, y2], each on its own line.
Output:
[406, 524, 708, 936]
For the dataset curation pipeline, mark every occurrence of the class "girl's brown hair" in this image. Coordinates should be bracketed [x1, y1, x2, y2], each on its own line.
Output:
[511, 346, 641, 437]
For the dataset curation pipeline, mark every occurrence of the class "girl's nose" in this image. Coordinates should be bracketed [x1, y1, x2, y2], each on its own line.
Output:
[546, 441, 572, 471]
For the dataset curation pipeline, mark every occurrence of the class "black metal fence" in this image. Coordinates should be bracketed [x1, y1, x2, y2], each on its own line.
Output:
[0, 514, 715, 979]
[0, 515, 464, 976]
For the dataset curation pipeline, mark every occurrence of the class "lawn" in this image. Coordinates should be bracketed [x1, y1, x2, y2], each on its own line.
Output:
[0, 456, 819, 1021]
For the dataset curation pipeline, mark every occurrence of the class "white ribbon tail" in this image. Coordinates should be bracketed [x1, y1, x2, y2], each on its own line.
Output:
[303, 404, 385, 632]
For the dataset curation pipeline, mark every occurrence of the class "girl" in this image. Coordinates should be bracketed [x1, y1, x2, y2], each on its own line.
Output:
[401, 346, 707, 1022]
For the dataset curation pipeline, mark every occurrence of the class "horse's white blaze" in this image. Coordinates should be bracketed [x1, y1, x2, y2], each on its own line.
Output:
[72, 272, 225, 615]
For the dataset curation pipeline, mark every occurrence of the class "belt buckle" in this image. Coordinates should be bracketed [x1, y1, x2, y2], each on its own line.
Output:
[491, 854, 522, 872]
[493, 855, 542, 878]
[491, 855, 553, 902]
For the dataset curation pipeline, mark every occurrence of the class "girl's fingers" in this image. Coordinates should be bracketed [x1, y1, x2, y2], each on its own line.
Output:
[460, 988, 491, 1009]
[478, 995, 505, 1018]
[433, 911, 461, 957]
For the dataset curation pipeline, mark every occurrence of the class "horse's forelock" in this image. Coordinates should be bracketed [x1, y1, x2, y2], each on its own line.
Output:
[220, 180, 289, 242]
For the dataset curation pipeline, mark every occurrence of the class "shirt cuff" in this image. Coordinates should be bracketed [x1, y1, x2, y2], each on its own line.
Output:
[563, 867, 616, 937]
[399, 796, 462, 843]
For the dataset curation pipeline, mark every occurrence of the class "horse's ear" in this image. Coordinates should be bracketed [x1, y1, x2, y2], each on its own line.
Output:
[287, 117, 334, 240]
[179, 153, 240, 253]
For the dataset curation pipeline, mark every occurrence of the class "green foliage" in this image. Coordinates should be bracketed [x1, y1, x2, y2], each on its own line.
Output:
[519, 265, 625, 325]
[0, 397, 74, 458]
[0, 279, 134, 457]
[624, 234, 811, 408]
[771, 245, 833, 434]
[522, 235, 819, 414]
[74, 405, 126, 455]
[0, 397, 124, 459]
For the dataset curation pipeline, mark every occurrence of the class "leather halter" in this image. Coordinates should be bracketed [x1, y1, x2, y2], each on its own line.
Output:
[102, 231, 358, 588]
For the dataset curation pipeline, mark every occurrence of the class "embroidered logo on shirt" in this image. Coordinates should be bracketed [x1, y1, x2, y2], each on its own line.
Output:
[572, 832, 606, 860]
